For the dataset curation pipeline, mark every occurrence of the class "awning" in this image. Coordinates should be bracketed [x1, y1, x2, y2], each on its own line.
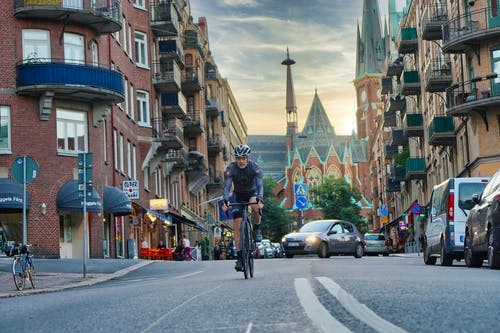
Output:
[56, 180, 101, 213]
[145, 209, 172, 223]
[0, 178, 31, 211]
[170, 210, 208, 233]
[103, 186, 132, 216]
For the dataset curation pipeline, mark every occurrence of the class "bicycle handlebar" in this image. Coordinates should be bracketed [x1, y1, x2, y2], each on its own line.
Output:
[225, 202, 262, 216]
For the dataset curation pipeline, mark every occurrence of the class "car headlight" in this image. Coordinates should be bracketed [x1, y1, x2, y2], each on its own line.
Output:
[305, 235, 319, 244]
[281, 236, 286, 242]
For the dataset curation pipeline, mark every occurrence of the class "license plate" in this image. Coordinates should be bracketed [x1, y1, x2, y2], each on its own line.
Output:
[287, 242, 300, 247]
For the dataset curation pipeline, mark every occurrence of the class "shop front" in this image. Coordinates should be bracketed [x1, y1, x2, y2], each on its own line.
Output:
[0, 178, 31, 249]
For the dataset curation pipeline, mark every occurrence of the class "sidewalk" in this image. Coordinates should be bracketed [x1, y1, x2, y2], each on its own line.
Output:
[0, 257, 152, 298]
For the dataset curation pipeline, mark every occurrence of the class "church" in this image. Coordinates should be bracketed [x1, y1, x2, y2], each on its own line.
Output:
[249, 0, 388, 229]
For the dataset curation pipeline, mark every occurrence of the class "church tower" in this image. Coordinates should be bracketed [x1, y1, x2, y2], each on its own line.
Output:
[354, 0, 387, 144]
[282, 48, 298, 150]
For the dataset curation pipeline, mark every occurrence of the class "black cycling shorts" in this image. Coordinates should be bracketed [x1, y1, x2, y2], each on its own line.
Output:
[232, 192, 256, 219]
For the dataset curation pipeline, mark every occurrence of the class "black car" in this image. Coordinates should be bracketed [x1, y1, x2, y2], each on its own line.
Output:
[281, 220, 364, 258]
[465, 168, 500, 269]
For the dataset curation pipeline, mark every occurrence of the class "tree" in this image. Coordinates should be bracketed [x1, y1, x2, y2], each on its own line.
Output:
[309, 176, 366, 233]
[261, 177, 295, 242]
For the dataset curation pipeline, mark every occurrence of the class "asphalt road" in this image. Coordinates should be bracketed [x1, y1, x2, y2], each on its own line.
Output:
[1, 255, 499, 333]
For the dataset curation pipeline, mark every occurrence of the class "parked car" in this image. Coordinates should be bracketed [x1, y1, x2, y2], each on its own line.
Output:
[423, 177, 490, 266]
[363, 233, 389, 256]
[281, 219, 364, 259]
[465, 169, 500, 269]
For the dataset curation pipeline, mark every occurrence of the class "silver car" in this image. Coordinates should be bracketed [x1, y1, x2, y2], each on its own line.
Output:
[364, 233, 389, 256]
[281, 219, 364, 259]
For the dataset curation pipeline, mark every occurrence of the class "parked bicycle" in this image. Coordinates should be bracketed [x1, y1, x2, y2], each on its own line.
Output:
[228, 202, 259, 279]
[12, 244, 36, 291]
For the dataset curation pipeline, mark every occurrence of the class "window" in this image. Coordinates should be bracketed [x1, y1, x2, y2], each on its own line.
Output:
[127, 140, 132, 177]
[0, 106, 11, 153]
[143, 167, 149, 191]
[137, 90, 150, 126]
[57, 109, 87, 154]
[64, 33, 84, 65]
[102, 119, 108, 163]
[133, 0, 145, 9]
[128, 24, 133, 57]
[135, 31, 148, 68]
[122, 17, 127, 54]
[123, 77, 129, 113]
[22, 29, 50, 62]
[129, 84, 135, 120]
[91, 40, 98, 66]
[119, 134, 124, 173]
[132, 145, 137, 180]
[113, 129, 118, 169]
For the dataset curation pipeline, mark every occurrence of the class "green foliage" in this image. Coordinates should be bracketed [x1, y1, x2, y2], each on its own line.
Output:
[393, 149, 409, 165]
[261, 177, 295, 242]
[309, 176, 366, 232]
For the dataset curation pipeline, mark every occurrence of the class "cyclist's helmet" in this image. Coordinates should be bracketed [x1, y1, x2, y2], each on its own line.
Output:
[233, 144, 251, 158]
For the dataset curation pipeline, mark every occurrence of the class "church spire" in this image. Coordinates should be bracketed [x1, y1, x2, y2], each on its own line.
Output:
[282, 47, 298, 148]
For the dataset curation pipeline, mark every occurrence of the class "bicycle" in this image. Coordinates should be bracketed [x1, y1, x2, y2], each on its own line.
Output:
[12, 244, 36, 291]
[228, 202, 259, 279]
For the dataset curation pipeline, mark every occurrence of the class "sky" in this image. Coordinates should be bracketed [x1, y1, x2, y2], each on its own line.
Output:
[190, 0, 390, 136]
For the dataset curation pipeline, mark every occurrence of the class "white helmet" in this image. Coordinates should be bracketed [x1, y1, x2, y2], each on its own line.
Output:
[233, 144, 251, 157]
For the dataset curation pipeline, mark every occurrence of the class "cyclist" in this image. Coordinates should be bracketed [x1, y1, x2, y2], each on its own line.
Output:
[222, 144, 264, 271]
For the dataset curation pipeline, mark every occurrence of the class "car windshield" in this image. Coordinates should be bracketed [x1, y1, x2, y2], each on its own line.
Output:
[365, 234, 384, 241]
[299, 221, 332, 233]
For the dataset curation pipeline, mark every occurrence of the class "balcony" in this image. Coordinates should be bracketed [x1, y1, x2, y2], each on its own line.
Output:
[443, 7, 500, 53]
[392, 164, 406, 181]
[401, 70, 421, 95]
[388, 96, 406, 112]
[184, 30, 204, 55]
[152, 60, 181, 92]
[389, 129, 407, 147]
[425, 57, 452, 93]
[383, 110, 397, 128]
[16, 60, 124, 104]
[405, 158, 426, 180]
[206, 98, 220, 118]
[403, 113, 424, 138]
[422, 3, 448, 40]
[182, 67, 202, 94]
[397, 27, 418, 54]
[206, 170, 224, 192]
[386, 56, 404, 77]
[428, 116, 455, 146]
[160, 92, 187, 120]
[152, 118, 184, 151]
[158, 39, 184, 68]
[384, 145, 399, 159]
[386, 178, 401, 192]
[150, 1, 180, 36]
[208, 136, 222, 155]
[165, 148, 189, 171]
[206, 63, 217, 81]
[183, 110, 203, 136]
[381, 77, 393, 95]
[13, 0, 121, 34]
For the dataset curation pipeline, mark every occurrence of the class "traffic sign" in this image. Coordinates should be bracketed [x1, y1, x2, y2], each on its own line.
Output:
[123, 180, 139, 199]
[11, 156, 39, 183]
[78, 152, 93, 168]
[294, 183, 307, 196]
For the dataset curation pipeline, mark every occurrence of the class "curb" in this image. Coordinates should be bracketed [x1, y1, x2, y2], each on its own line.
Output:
[0, 260, 153, 298]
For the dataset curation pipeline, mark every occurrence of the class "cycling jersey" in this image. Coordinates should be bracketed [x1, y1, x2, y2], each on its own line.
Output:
[223, 160, 264, 202]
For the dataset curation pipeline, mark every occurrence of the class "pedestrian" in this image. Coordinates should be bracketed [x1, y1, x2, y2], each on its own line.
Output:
[182, 234, 194, 261]
[157, 240, 166, 249]
[141, 239, 149, 248]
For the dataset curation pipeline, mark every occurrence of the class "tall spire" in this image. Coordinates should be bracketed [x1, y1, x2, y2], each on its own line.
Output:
[355, 0, 386, 78]
[282, 47, 298, 146]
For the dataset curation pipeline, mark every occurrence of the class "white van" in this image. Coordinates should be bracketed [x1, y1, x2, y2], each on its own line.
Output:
[423, 177, 490, 266]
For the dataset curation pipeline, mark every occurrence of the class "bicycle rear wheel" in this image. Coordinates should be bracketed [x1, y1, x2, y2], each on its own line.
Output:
[248, 239, 255, 278]
[27, 256, 36, 289]
[12, 257, 25, 291]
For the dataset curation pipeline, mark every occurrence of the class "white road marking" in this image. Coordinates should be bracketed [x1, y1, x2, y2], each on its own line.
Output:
[316, 277, 408, 333]
[245, 322, 253, 333]
[140, 284, 222, 333]
[295, 278, 352, 333]
[173, 270, 203, 279]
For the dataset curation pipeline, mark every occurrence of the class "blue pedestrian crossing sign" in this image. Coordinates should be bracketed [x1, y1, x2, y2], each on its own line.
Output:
[294, 183, 308, 209]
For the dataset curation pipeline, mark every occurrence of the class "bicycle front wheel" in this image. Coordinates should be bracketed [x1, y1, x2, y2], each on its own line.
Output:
[241, 221, 250, 279]
[27, 256, 36, 289]
[248, 240, 255, 278]
[12, 257, 25, 291]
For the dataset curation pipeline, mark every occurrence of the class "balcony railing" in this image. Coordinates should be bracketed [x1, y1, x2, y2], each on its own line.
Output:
[386, 55, 404, 77]
[389, 129, 407, 147]
[152, 60, 181, 92]
[206, 170, 224, 191]
[392, 164, 406, 181]
[428, 116, 455, 146]
[381, 77, 393, 95]
[388, 96, 406, 112]
[158, 39, 184, 68]
[208, 136, 222, 155]
[182, 67, 202, 93]
[401, 70, 421, 95]
[160, 92, 187, 119]
[205, 63, 217, 81]
[443, 7, 500, 53]
[152, 118, 184, 150]
[184, 109, 203, 135]
[405, 158, 426, 180]
[386, 178, 401, 192]
[383, 110, 397, 128]
[165, 148, 189, 171]
[184, 30, 204, 54]
[16, 59, 124, 103]
[422, 3, 448, 40]
[150, 1, 180, 36]
[425, 57, 452, 93]
[403, 113, 423, 138]
[446, 74, 500, 117]
[397, 27, 418, 54]
[13, 0, 121, 34]
[206, 98, 221, 118]
[384, 145, 398, 159]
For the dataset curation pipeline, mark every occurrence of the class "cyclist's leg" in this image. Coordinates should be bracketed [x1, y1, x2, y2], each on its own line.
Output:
[233, 217, 243, 270]
[249, 196, 262, 242]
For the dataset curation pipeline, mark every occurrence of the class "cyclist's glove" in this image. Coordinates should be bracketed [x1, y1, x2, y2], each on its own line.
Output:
[256, 197, 263, 204]
[223, 200, 230, 207]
